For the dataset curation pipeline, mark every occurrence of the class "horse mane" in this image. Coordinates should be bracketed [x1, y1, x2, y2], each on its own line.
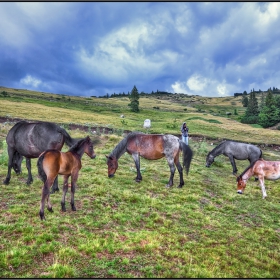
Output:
[109, 131, 144, 159]
[238, 159, 261, 180]
[207, 140, 227, 156]
[68, 137, 87, 153]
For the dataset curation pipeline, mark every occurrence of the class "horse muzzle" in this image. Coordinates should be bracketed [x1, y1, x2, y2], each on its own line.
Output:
[237, 190, 243, 194]
[91, 154, 96, 159]
[108, 174, 114, 178]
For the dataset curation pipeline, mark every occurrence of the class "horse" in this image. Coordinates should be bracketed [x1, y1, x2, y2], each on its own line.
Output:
[37, 136, 96, 220]
[4, 120, 78, 193]
[236, 158, 280, 199]
[205, 140, 262, 175]
[106, 132, 193, 188]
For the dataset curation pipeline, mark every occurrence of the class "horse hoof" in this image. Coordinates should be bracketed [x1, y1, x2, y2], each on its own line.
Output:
[61, 202, 66, 212]
[3, 179, 10, 185]
[177, 185, 183, 188]
[39, 212, 46, 220]
[70, 203, 76, 211]
[50, 188, 59, 194]
[47, 207, 53, 213]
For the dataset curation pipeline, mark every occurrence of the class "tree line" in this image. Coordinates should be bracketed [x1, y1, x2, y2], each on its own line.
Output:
[234, 87, 280, 97]
[97, 90, 173, 99]
[241, 89, 280, 128]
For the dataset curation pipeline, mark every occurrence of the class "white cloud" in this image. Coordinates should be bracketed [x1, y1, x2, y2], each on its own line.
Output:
[187, 75, 209, 92]
[170, 81, 189, 94]
[77, 20, 179, 83]
[170, 75, 233, 97]
[20, 75, 42, 88]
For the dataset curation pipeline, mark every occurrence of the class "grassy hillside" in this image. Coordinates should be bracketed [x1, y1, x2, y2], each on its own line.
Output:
[1, 86, 280, 145]
[1, 87, 280, 277]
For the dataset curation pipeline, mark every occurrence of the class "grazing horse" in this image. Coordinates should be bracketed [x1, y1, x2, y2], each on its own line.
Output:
[4, 120, 78, 193]
[236, 158, 280, 199]
[106, 132, 193, 188]
[37, 136, 96, 220]
[205, 140, 262, 174]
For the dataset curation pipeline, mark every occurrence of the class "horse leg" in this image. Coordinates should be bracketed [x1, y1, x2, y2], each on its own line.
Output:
[175, 156, 184, 188]
[3, 148, 15, 185]
[61, 175, 70, 212]
[259, 176, 267, 199]
[70, 173, 79, 211]
[50, 176, 59, 194]
[39, 178, 53, 220]
[166, 158, 175, 188]
[228, 155, 238, 175]
[132, 153, 142, 182]
[26, 158, 33, 185]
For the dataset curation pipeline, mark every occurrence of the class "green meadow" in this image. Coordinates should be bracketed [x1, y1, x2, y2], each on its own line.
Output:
[0, 87, 280, 278]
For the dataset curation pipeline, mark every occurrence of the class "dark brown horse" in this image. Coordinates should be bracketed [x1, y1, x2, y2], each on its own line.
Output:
[236, 158, 280, 199]
[106, 132, 193, 188]
[37, 136, 96, 220]
[4, 121, 78, 193]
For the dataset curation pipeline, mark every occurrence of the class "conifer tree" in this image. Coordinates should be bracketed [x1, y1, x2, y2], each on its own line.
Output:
[258, 90, 280, 127]
[241, 91, 259, 123]
[128, 85, 140, 112]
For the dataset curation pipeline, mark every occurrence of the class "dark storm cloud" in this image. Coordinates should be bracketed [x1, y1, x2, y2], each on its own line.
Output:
[0, 2, 280, 97]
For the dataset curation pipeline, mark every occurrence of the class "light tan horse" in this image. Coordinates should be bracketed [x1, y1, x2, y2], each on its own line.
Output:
[236, 158, 280, 199]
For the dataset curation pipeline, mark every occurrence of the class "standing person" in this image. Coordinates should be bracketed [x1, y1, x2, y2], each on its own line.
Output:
[181, 122, 189, 145]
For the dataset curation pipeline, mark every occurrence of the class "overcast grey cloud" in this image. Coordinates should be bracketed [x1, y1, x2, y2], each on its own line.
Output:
[0, 2, 280, 97]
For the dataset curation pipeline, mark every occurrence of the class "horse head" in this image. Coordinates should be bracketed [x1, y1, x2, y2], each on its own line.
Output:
[84, 136, 96, 159]
[106, 155, 118, 178]
[236, 175, 246, 194]
[12, 152, 23, 174]
[205, 153, 214, 167]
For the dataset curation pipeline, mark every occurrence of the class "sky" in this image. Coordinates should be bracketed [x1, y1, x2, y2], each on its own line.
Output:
[1, 2, 280, 98]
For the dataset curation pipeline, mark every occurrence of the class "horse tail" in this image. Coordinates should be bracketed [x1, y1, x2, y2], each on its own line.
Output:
[58, 127, 77, 147]
[180, 141, 193, 175]
[37, 152, 47, 182]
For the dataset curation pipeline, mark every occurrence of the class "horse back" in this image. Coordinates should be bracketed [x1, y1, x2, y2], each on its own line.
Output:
[126, 134, 165, 160]
[224, 141, 261, 159]
[254, 159, 280, 180]
[9, 121, 65, 157]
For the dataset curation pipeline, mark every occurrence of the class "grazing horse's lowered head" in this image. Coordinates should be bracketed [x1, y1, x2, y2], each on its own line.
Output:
[205, 153, 215, 168]
[106, 155, 118, 178]
[236, 175, 246, 194]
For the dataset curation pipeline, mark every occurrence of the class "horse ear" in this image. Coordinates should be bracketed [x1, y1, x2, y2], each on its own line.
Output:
[105, 155, 114, 160]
